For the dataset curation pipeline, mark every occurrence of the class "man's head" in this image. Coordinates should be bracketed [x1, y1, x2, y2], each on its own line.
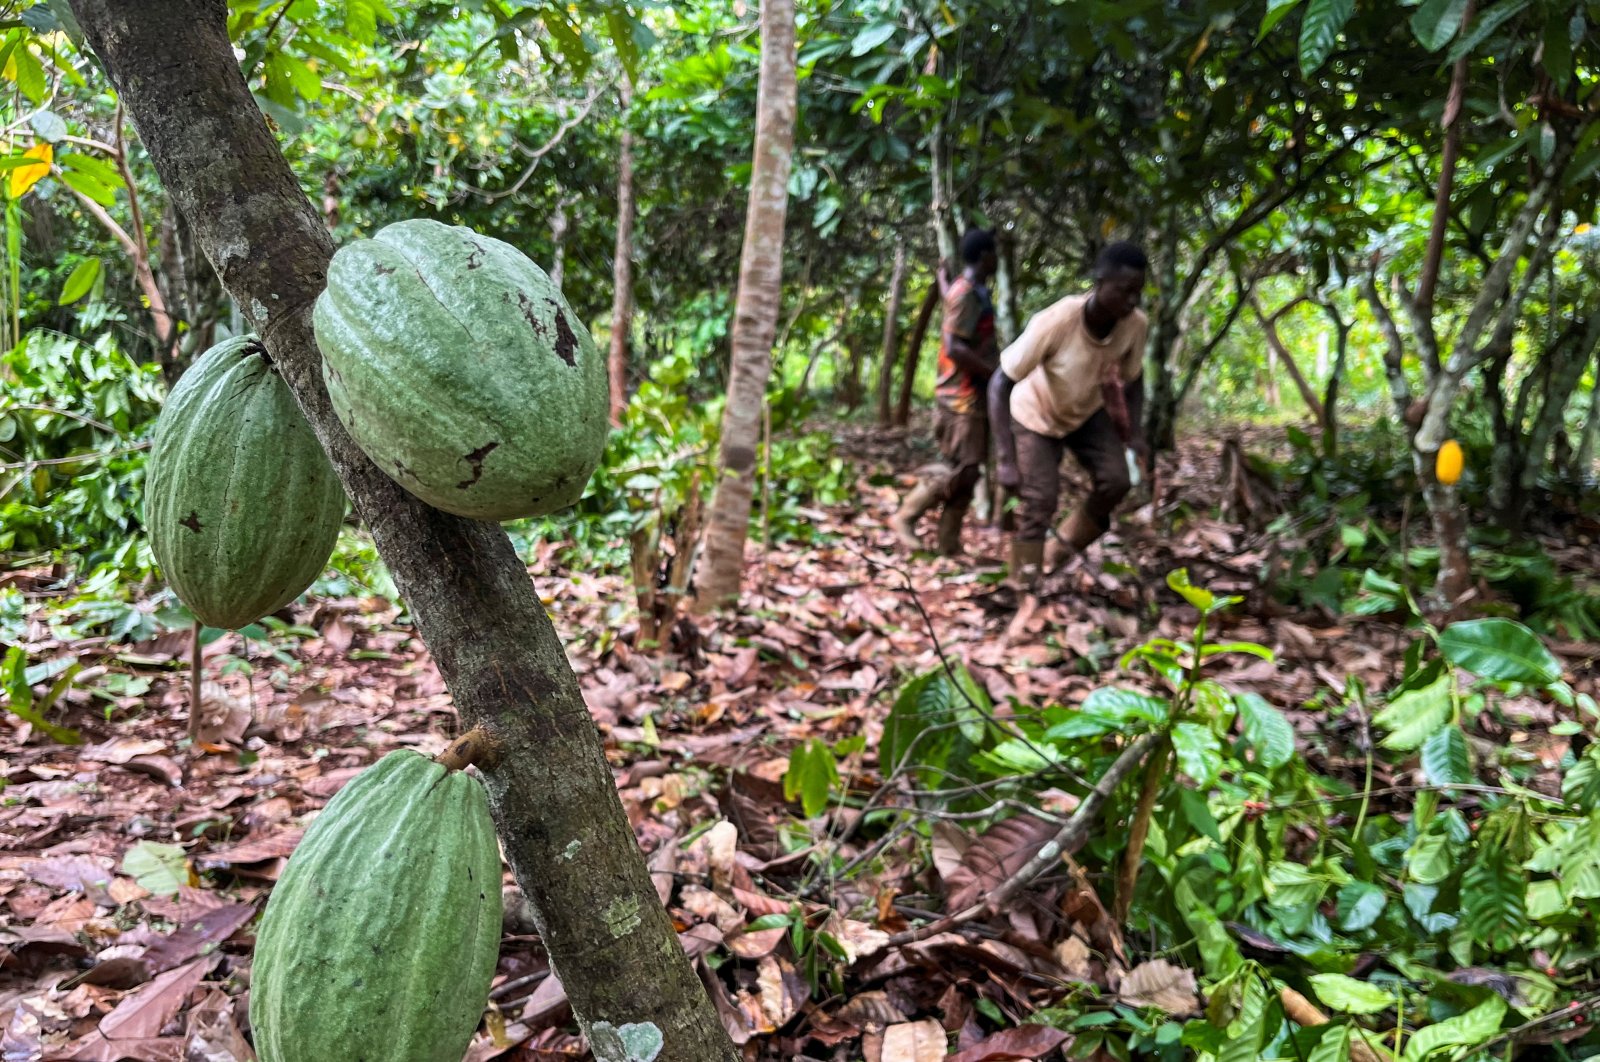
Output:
[1090, 241, 1148, 320]
[960, 228, 999, 279]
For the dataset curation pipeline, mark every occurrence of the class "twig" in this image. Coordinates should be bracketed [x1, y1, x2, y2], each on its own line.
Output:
[0, 443, 150, 472]
[886, 732, 1160, 946]
[466, 85, 608, 203]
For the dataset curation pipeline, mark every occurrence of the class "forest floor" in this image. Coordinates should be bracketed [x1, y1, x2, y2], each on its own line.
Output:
[2, 424, 1597, 1061]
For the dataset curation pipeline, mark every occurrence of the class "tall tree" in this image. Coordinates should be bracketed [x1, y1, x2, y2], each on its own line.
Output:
[692, 0, 798, 609]
[608, 76, 636, 427]
[875, 237, 908, 426]
[64, 3, 736, 1059]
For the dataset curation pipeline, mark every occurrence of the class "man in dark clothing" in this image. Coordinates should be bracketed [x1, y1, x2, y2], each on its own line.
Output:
[988, 241, 1151, 588]
[890, 228, 998, 556]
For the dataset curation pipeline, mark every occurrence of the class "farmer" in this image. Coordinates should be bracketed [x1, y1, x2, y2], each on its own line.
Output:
[889, 227, 999, 556]
[988, 241, 1151, 589]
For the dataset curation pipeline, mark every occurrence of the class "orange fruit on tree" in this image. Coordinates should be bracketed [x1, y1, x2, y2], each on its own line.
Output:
[1436, 439, 1464, 485]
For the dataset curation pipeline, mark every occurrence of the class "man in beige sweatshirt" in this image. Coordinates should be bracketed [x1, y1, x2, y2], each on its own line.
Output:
[988, 242, 1151, 588]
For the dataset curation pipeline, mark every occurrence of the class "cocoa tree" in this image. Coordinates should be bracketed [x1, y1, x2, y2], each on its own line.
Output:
[65, 2, 735, 1058]
[693, 0, 798, 609]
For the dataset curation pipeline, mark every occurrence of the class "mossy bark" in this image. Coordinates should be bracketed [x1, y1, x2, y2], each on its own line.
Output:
[67, 3, 735, 1058]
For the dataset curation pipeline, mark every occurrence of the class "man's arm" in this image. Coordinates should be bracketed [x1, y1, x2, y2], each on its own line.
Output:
[989, 369, 1020, 489]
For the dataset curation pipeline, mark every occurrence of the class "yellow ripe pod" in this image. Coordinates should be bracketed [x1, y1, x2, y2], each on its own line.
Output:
[1436, 439, 1464, 485]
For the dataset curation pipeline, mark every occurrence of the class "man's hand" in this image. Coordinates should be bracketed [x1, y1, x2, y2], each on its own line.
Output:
[997, 457, 1021, 490]
[936, 261, 952, 297]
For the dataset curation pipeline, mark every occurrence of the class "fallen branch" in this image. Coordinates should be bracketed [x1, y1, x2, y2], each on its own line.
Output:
[1280, 985, 1391, 1062]
[886, 732, 1161, 946]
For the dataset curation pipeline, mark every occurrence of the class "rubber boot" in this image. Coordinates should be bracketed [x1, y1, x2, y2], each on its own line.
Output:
[890, 479, 943, 551]
[1044, 509, 1103, 571]
[1007, 539, 1045, 591]
[936, 501, 969, 557]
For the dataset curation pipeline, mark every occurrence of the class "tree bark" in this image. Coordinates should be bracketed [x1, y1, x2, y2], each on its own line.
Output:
[692, 0, 797, 610]
[993, 231, 1020, 347]
[67, 4, 736, 1059]
[608, 77, 636, 428]
[1249, 295, 1322, 426]
[894, 281, 938, 427]
[1318, 298, 1351, 458]
[875, 239, 908, 426]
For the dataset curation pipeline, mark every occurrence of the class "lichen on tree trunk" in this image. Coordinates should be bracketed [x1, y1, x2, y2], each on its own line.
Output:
[66, 3, 735, 1058]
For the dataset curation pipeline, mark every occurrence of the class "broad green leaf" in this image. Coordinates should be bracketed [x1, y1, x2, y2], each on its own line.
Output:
[59, 167, 116, 208]
[8, 40, 46, 103]
[1541, 10, 1573, 87]
[1299, 0, 1355, 77]
[746, 912, 791, 931]
[1526, 879, 1564, 920]
[121, 841, 194, 897]
[1401, 996, 1506, 1061]
[1374, 675, 1453, 751]
[1045, 687, 1169, 740]
[1406, 828, 1454, 885]
[1238, 693, 1295, 770]
[1179, 786, 1222, 843]
[1268, 861, 1329, 907]
[1337, 880, 1387, 931]
[782, 739, 838, 819]
[1421, 725, 1473, 786]
[1172, 722, 1223, 787]
[1308, 1025, 1351, 1062]
[58, 152, 125, 190]
[1411, 0, 1470, 49]
[1438, 618, 1561, 686]
[850, 21, 896, 56]
[58, 257, 100, 306]
[1309, 973, 1393, 1015]
[1218, 976, 1270, 1062]
[1446, 0, 1532, 61]
[1259, 0, 1305, 40]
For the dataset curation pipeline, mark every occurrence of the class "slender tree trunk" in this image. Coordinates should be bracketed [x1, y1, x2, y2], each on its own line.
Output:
[692, 0, 797, 610]
[608, 77, 636, 427]
[1319, 300, 1351, 458]
[929, 119, 958, 268]
[1575, 367, 1600, 480]
[895, 282, 938, 427]
[1250, 296, 1323, 426]
[875, 239, 908, 426]
[993, 233, 1020, 347]
[1144, 213, 1185, 451]
[549, 193, 570, 290]
[67, 4, 735, 1059]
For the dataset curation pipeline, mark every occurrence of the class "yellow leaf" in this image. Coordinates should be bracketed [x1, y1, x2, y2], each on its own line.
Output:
[1577, 223, 1593, 235]
[8, 143, 52, 199]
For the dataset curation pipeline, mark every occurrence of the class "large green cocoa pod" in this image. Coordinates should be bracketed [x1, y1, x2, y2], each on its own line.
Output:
[144, 336, 345, 630]
[250, 749, 503, 1062]
[312, 219, 608, 521]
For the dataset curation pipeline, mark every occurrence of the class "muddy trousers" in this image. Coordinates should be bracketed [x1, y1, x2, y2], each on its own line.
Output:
[1013, 409, 1131, 548]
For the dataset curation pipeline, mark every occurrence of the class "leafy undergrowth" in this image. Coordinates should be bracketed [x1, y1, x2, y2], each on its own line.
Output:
[2, 427, 1599, 1062]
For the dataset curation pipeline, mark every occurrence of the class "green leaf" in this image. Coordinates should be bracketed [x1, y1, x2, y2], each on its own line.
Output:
[11, 41, 45, 103]
[58, 152, 125, 190]
[1337, 880, 1387, 931]
[1, 646, 81, 744]
[1541, 10, 1573, 87]
[1259, 0, 1305, 40]
[120, 841, 193, 897]
[1237, 693, 1295, 770]
[1179, 787, 1222, 843]
[850, 21, 896, 56]
[58, 166, 116, 208]
[1374, 675, 1453, 751]
[1308, 1025, 1351, 1062]
[1298, 0, 1355, 76]
[1421, 725, 1473, 786]
[783, 739, 838, 819]
[1446, 0, 1531, 61]
[58, 256, 99, 306]
[1172, 722, 1223, 787]
[1401, 996, 1506, 1061]
[1406, 828, 1454, 885]
[1268, 861, 1329, 907]
[1309, 973, 1393, 1015]
[746, 912, 792, 931]
[1218, 976, 1270, 1062]
[1410, 0, 1470, 49]
[1438, 618, 1561, 685]
[1167, 568, 1234, 614]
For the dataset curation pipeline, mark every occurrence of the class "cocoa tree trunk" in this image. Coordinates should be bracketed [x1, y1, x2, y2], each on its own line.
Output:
[608, 77, 636, 427]
[67, 4, 735, 1059]
[894, 282, 938, 428]
[692, 0, 797, 610]
[875, 239, 908, 426]
[993, 230, 1020, 347]
[1318, 297, 1350, 457]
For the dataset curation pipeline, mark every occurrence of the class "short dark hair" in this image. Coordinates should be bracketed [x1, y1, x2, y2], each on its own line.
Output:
[1092, 240, 1148, 279]
[960, 227, 997, 265]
